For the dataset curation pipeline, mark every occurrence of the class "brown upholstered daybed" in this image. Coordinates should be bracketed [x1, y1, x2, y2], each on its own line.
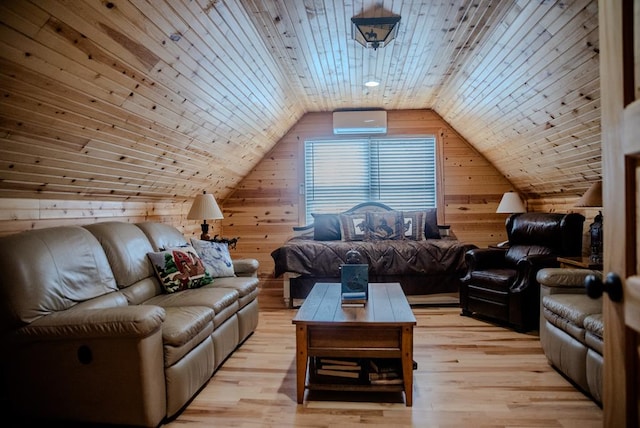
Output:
[271, 202, 476, 307]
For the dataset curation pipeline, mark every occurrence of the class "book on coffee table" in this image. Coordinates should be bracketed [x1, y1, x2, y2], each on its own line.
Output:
[341, 291, 367, 306]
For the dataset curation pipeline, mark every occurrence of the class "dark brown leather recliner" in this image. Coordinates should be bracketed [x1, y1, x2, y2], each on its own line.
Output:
[460, 212, 585, 331]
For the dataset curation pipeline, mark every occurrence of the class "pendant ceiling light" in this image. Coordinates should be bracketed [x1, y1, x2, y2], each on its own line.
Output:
[351, 16, 400, 50]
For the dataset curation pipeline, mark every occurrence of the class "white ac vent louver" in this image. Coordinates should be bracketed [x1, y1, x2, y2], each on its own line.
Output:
[333, 110, 387, 135]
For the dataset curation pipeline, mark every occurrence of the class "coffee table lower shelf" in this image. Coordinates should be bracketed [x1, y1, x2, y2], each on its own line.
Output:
[306, 378, 405, 393]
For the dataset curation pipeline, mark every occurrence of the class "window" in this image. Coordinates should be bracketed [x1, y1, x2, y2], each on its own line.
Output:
[304, 136, 437, 223]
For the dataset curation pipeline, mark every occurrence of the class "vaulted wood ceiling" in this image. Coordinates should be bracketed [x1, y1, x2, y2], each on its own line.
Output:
[0, 0, 600, 202]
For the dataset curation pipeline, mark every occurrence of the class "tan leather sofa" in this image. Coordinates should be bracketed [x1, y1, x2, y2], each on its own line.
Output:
[536, 268, 602, 404]
[0, 221, 259, 427]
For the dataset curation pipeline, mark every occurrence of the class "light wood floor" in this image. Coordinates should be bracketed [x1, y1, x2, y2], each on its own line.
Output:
[166, 286, 603, 427]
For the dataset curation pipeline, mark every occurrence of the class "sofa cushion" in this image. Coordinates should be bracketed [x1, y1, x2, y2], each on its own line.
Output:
[365, 211, 405, 240]
[543, 306, 587, 343]
[161, 306, 214, 367]
[543, 294, 602, 326]
[145, 287, 240, 325]
[148, 247, 213, 293]
[584, 313, 604, 354]
[468, 268, 517, 290]
[208, 277, 260, 309]
[584, 313, 603, 338]
[190, 238, 235, 278]
[543, 294, 602, 343]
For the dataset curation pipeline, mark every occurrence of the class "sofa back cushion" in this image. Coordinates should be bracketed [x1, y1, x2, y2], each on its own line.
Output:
[0, 226, 118, 331]
[84, 222, 162, 304]
[136, 222, 189, 251]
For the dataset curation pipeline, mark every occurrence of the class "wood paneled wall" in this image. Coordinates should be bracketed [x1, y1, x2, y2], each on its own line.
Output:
[0, 109, 597, 284]
[222, 110, 515, 284]
[0, 198, 217, 239]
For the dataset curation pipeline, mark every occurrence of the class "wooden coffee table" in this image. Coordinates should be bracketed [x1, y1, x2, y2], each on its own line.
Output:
[292, 282, 416, 406]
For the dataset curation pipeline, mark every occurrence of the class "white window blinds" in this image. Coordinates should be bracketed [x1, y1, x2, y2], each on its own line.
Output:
[304, 137, 437, 224]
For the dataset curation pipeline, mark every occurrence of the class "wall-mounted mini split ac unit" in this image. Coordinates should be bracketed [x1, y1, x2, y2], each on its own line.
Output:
[333, 110, 387, 135]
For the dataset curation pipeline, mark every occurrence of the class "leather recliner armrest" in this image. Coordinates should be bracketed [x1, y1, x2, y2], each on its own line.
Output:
[13, 305, 166, 341]
[510, 254, 559, 293]
[464, 247, 507, 269]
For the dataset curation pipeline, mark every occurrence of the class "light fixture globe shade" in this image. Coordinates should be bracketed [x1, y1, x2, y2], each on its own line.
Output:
[496, 192, 526, 213]
[187, 193, 223, 220]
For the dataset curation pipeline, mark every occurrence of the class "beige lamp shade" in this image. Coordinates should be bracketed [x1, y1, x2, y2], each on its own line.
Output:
[575, 181, 602, 207]
[496, 192, 526, 213]
[187, 192, 223, 220]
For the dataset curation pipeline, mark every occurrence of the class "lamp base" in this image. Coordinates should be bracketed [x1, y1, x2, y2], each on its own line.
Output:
[200, 222, 211, 241]
[589, 211, 603, 265]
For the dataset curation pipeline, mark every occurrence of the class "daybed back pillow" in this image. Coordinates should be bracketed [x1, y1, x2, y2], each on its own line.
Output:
[148, 246, 213, 293]
[424, 208, 441, 239]
[190, 238, 236, 278]
[401, 210, 425, 240]
[340, 213, 368, 241]
[365, 211, 405, 240]
[311, 213, 341, 241]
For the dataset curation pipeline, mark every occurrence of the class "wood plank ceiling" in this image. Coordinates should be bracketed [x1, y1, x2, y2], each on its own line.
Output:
[0, 0, 600, 202]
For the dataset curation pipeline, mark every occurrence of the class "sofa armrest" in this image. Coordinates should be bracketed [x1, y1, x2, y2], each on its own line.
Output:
[13, 306, 166, 341]
[537, 267, 602, 292]
[5, 305, 168, 427]
[233, 258, 259, 277]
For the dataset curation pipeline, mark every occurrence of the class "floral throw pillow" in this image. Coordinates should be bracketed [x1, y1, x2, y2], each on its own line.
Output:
[364, 211, 405, 241]
[148, 246, 213, 294]
[190, 238, 235, 278]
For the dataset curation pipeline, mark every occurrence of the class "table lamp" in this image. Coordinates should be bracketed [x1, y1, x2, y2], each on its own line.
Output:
[187, 191, 223, 240]
[496, 192, 526, 214]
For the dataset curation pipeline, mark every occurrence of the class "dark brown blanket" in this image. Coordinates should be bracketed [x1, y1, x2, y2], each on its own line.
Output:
[271, 237, 476, 278]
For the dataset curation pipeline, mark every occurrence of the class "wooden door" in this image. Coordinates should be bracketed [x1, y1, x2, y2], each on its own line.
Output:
[599, 1, 640, 427]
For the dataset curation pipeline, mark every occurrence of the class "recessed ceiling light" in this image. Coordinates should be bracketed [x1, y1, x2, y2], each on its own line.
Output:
[364, 80, 380, 87]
